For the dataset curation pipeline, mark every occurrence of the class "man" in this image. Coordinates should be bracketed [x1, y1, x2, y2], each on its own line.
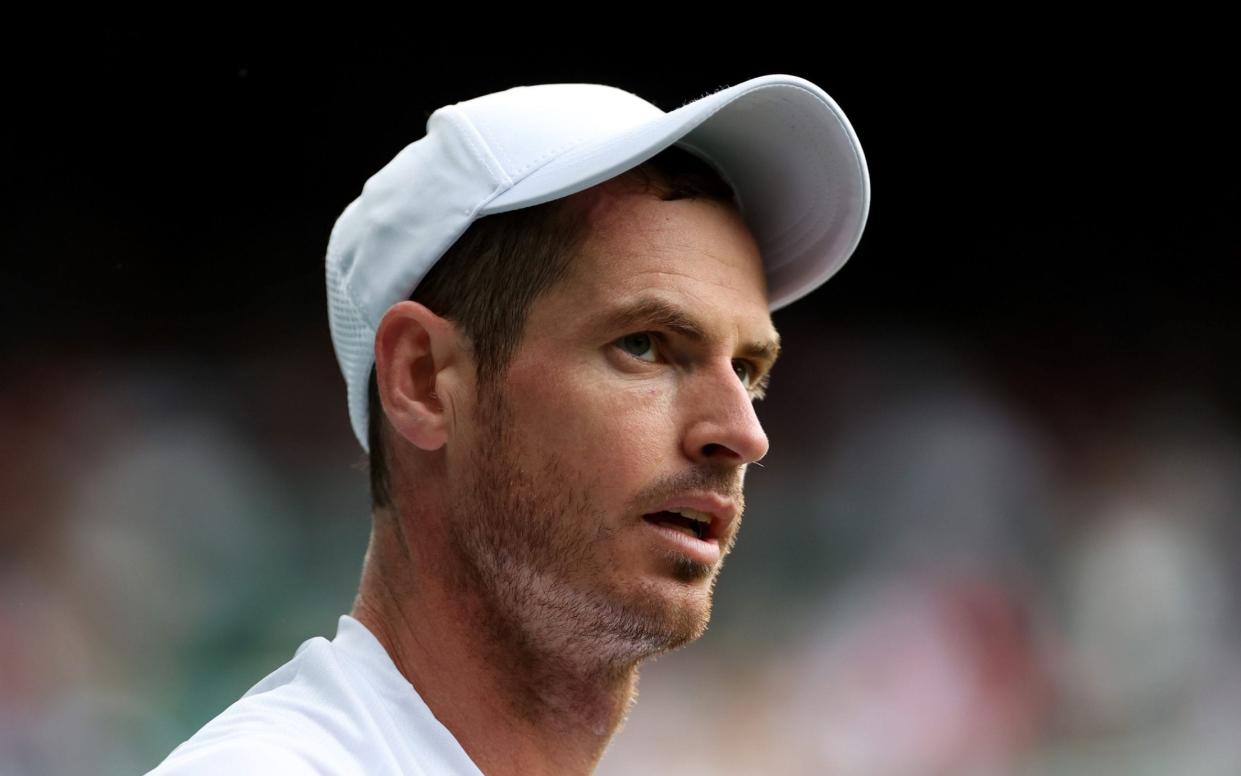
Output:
[150, 74, 870, 775]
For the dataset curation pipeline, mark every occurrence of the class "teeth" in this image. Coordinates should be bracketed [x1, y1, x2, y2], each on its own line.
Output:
[668, 508, 712, 524]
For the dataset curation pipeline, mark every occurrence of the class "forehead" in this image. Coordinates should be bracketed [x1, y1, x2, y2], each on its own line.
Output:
[538, 180, 777, 340]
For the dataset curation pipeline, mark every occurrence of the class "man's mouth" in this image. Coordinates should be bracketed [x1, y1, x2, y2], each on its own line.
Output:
[642, 509, 712, 541]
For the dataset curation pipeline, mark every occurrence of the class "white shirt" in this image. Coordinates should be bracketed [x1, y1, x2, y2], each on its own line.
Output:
[148, 615, 485, 775]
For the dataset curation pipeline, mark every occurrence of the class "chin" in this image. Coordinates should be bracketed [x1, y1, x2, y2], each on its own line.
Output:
[652, 608, 713, 657]
[620, 581, 716, 660]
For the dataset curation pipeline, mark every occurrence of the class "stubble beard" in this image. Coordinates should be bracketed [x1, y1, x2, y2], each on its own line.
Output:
[444, 384, 732, 684]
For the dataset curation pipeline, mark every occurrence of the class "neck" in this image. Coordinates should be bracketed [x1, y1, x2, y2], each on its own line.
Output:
[351, 507, 641, 776]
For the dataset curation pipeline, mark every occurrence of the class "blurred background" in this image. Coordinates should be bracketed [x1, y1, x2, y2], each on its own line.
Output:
[3, 26, 1238, 775]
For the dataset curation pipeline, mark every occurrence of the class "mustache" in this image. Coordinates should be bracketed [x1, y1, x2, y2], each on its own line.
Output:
[632, 465, 746, 514]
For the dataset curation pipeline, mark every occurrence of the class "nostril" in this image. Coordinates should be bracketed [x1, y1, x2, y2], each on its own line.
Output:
[701, 443, 728, 458]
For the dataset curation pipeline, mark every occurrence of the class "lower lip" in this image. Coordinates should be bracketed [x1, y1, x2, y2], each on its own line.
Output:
[642, 518, 721, 565]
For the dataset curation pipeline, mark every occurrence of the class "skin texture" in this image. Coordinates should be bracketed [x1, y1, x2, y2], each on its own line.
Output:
[353, 177, 780, 776]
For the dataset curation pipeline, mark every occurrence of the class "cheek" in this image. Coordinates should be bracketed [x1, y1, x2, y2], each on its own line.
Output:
[508, 364, 676, 482]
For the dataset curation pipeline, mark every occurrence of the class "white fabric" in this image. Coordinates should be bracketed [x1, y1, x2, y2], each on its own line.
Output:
[147, 615, 484, 776]
[326, 74, 870, 453]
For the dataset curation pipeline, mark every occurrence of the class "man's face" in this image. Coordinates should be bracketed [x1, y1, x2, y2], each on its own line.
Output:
[443, 181, 779, 671]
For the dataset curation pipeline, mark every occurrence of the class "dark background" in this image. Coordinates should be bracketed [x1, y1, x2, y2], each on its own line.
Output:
[7, 32, 1236, 408]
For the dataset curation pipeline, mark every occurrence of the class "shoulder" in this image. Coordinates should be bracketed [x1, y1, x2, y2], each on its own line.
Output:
[147, 637, 389, 775]
[149, 617, 482, 776]
[146, 733, 331, 775]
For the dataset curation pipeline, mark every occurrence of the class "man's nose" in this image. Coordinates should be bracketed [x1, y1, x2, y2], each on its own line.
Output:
[681, 363, 770, 466]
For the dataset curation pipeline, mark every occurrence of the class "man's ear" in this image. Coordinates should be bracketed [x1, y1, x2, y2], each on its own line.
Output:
[373, 301, 466, 452]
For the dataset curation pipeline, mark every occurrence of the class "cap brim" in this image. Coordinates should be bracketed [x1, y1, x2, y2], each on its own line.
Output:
[481, 74, 870, 311]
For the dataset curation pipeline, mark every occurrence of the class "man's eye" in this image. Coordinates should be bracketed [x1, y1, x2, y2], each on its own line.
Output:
[618, 333, 657, 362]
[733, 360, 753, 386]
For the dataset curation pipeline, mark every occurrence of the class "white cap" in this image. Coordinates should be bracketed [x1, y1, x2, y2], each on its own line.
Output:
[326, 74, 871, 453]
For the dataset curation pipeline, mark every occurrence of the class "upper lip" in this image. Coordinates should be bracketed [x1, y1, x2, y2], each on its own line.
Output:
[645, 493, 737, 542]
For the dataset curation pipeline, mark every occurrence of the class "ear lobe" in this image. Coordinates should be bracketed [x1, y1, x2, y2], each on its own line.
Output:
[373, 301, 463, 452]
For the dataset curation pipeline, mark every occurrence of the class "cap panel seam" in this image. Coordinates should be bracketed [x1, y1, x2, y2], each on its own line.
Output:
[439, 105, 513, 202]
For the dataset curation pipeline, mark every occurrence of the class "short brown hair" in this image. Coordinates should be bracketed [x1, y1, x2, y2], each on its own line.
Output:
[366, 145, 738, 509]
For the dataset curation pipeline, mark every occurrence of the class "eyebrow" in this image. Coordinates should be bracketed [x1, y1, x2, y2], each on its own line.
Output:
[595, 296, 781, 366]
